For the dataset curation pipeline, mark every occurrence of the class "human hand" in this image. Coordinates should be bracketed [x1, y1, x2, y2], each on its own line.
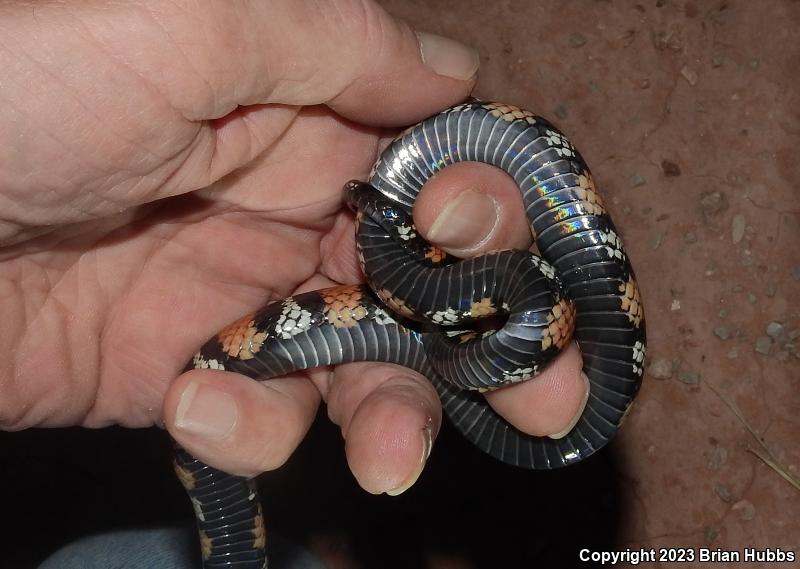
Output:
[0, 0, 587, 495]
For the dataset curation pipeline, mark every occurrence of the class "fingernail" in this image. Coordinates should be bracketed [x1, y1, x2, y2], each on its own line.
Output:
[547, 373, 591, 440]
[175, 381, 238, 440]
[427, 189, 499, 251]
[416, 31, 480, 80]
[386, 420, 433, 496]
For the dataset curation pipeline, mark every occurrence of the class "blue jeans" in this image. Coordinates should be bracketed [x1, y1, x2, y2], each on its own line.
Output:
[39, 526, 328, 569]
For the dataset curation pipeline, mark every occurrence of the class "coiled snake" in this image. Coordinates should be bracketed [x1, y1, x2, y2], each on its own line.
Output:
[173, 100, 647, 568]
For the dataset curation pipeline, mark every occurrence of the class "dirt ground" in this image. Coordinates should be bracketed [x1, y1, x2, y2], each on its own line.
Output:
[2, 1, 797, 569]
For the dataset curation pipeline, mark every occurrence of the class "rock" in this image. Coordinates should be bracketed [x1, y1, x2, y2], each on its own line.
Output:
[630, 174, 646, 188]
[708, 445, 728, 469]
[681, 65, 698, 85]
[651, 232, 664, 249]
[704, 525, 720, 543]
[714, 483, 733, 503]
[700, 191, 727, 218]
[732, 499, 756, 521]
[732, 214, 746, 244]
[714, 325, 733, 340]
[568, 32, 587, 48]
[684, 231, 697, 244]
[766, 321, 786, 341]
[647, 358, 674, 379]
[678, 369, 701, 384]
[755, 336, 772, 355]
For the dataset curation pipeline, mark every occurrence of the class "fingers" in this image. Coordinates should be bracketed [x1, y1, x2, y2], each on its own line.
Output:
[131, 0, 478, 126]
[319, 362, 442, 495]
[163, 369, 320, 477]
[414, 163, 589, 438]
[413, 162, 532, 257]
[484, 342, 589, 438]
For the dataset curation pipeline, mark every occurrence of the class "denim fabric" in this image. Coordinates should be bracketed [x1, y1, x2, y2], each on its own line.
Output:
[39, 526, 328, 569]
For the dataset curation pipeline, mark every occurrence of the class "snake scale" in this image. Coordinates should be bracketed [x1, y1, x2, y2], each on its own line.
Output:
[173, 100, 647, 569]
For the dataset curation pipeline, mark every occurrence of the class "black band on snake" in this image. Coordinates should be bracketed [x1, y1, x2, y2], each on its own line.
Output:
[173, 101, 647, 569]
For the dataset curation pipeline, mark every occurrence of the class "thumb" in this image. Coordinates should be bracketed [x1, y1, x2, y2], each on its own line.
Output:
[413, 162, 534, 257]
[128, 0, 480, 126]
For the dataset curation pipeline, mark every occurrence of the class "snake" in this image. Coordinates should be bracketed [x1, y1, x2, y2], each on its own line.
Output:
[172, 100, 647, 569]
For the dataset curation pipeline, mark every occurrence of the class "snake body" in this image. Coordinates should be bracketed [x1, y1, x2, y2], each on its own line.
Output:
[174, 101, 646, 569]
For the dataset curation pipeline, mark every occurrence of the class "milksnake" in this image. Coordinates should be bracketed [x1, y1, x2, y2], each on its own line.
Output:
[173, 100, 646, 569]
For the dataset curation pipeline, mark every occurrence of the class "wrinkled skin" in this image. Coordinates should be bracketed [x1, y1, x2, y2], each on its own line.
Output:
[0, 0, 585, 495]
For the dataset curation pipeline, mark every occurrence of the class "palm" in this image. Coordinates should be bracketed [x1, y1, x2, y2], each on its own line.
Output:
[3, 106, 382, 430]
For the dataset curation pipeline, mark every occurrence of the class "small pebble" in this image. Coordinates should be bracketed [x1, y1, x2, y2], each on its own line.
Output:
[754, 336, 772, 355]
[647, 358, 674, 379]
[719, 308, 728, 318]
[766, 321, 786, 341]
[732, 214, 746, 244]
[704, 525, 720, 543]
[679, 369, 701, 384]
[727, 347, 738, 359]
[749, 59, 759, 70]
[714, 325, 733, 340]
[671, 299, 681, 311]
[748, 293, 757, 304]
[630, 174, 646, 188]
[700, 191, 726, 218]
[651, 232, 664, 250]
[684, 231, 697, 244]
[776, 351, 790, 361]
[681, 65, 698, 86]
[568, 32, 587, 48]
[766, 282, 777, 297]
[712, 53, 724, 67]
[792, 266, 800, 281]
[790, 329, 800, 341]
[714, 483, 733, 503]
[732, 499, 756, 521]
[731, 284, 744, 293]
[708, 445, 728, 469]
